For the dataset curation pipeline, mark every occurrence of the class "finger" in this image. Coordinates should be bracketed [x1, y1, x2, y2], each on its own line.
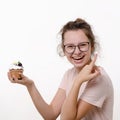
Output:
[14, 74, 26, 83]
[7, 72, 16, 83]
[90, 53, 97, 67]
[90, 68, 100, 79]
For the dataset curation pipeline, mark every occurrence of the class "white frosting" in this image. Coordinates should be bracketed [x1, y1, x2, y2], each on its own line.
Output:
[9, 64, 23, 69]
[9, 61, 23, 70]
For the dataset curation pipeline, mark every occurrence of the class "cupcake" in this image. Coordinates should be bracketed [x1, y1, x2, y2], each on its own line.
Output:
[9, 61, 24, 80]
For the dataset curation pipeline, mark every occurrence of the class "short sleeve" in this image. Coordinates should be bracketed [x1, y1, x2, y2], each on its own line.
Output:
[59, 70, 69, 90]
[80, 75, 107, 108]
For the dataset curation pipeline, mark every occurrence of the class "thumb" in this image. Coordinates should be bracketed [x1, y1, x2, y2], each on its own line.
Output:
[90, 68, 100, 80]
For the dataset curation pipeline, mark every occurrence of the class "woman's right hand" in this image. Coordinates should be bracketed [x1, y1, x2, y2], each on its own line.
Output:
[7, 71, 34, 87]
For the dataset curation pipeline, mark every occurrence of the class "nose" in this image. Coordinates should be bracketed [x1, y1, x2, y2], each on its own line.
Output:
[74, 46, 81, 54]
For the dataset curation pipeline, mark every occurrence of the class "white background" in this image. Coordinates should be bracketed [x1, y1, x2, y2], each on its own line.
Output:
[0, 0, 120, 120]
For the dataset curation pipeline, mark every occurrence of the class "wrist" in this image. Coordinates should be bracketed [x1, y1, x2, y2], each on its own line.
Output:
[73, 78, 83, 89]
[26, 80, 34, 89]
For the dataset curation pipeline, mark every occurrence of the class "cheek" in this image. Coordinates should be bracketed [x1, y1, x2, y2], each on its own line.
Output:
[84, 49, 92, 61]
[86, 53, 91, 62]
[66, 54, 71, 61]
[65, 54, 73, 63]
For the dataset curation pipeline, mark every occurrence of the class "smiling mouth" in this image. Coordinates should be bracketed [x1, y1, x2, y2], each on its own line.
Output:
[72, 55, 85, 61]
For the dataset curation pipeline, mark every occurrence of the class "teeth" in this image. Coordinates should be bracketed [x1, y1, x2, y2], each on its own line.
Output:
[73, 56, 84, 60]
[74, 58, 81, 60]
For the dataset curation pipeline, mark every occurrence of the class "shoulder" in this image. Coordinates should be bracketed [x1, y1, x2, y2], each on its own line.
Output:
[63, 67, 76, 77]
[93, 66, 111, 82]
[98, 66, 113, 84]
[87, 66, 113, 91]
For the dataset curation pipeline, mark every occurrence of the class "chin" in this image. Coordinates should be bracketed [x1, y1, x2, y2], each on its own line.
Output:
[73, 63, 85, 70]
[73, 60, 90, 70]
[69, 55, 91, 69]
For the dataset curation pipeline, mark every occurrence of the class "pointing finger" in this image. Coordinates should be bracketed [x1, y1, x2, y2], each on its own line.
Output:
[90, 53, 97, 67]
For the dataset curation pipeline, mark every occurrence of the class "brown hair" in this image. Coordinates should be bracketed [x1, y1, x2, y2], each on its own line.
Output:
[58, 18, 99, 56]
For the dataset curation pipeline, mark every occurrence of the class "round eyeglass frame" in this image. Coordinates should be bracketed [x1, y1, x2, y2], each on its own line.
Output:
[64, 42, 90, 54]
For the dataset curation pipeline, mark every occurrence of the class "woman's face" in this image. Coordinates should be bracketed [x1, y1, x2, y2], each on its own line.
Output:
[64, 29, 93, 70]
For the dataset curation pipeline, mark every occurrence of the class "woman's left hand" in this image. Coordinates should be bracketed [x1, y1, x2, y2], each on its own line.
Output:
[76, 54, 100, 83]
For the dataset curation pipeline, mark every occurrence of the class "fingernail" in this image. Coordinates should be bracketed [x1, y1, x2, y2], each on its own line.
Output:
[95, 52, 98, 55]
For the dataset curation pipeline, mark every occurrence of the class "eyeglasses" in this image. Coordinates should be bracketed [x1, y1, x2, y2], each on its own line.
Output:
[64, 42, 90, 54]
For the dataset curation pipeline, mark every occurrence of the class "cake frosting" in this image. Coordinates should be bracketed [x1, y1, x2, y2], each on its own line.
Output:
[10, 61, 23, 70]
[9, 61, 23, 80]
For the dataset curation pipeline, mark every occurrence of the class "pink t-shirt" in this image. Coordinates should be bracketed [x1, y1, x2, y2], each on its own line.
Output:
[59, 67, 114, 120]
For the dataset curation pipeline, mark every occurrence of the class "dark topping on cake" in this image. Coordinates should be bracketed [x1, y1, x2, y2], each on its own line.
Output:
[17, 62, 23, 67]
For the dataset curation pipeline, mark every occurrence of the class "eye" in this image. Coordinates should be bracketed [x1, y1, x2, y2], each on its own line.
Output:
[79, 42, 89, 48]
[80, 43, 87, 46]
[66, 45, 74, 49]
[67, 45, 74, 48]
[64, 45, 75, 53]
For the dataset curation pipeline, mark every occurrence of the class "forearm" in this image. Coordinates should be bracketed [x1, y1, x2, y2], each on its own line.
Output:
[26, 83, 55, 120]
[60, 80, 82, 120]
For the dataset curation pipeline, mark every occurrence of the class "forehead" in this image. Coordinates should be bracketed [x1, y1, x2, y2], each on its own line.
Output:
[64, 30, 89, 44]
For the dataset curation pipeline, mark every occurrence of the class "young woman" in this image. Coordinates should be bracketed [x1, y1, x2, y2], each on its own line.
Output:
[8, 18, 114, 120]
